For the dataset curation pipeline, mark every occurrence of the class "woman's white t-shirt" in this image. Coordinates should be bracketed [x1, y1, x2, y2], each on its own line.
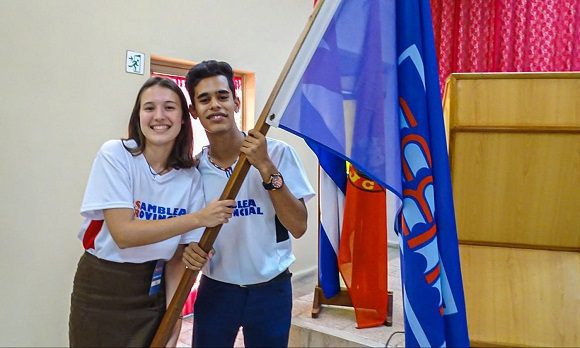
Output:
[78, 139, 203, 263]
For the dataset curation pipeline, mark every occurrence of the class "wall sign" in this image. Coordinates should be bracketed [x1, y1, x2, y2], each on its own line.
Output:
[126, 50, 145, 75]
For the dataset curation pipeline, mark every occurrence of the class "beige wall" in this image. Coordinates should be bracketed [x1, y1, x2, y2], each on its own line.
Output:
[0, 1, 317, 346]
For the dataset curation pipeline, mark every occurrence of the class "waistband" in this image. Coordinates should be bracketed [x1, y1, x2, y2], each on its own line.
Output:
[82, 251, 158, 271]
[204, 268, 292, 289]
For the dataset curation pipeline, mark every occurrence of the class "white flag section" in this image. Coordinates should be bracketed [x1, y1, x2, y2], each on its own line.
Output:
[268, 0, 341, 127]
[318, 162, 345, 298]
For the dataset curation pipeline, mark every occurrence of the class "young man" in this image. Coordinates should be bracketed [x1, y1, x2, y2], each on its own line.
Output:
[182, 60, 315, 347]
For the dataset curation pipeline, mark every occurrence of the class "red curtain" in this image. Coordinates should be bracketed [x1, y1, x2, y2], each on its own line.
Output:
[431, 0, 580, 90]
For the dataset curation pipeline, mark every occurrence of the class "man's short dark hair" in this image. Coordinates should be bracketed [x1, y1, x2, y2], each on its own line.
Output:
[185, 60, 237, 101]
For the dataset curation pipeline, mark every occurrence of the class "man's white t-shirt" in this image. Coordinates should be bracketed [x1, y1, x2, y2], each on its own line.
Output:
[78, 139, 204, 263]
[194, 137, 315, 285]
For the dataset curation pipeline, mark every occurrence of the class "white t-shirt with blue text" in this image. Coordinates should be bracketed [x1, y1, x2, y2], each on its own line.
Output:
[79, 139, 204, 263]
[194, 137, 315, 285]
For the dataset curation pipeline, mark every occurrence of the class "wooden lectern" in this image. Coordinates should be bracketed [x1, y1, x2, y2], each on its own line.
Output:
[443, 73, 580, 347]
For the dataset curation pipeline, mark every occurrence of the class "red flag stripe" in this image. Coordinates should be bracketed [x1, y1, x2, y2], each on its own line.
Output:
[399, 97, 418, 127]
[407, 224, 437, 249]
[425, 264, 441, 284]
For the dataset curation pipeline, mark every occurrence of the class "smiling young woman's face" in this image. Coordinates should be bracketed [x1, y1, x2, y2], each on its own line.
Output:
[139, 85, 184, 150]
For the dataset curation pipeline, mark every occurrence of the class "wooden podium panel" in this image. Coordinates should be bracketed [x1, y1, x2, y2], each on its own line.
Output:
[452, 131, 579, 249]
[444, 73, 580, 347]
[445, 73, 580, 250]
[460, 245, 580, 347]
[450, 76, 579, 127]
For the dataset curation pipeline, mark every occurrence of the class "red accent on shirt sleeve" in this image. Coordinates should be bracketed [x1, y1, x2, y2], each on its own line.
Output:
[82, 220, 104, 250]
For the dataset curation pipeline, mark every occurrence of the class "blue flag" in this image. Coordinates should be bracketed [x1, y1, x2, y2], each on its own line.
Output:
[267, 0, 469, 346]
[396, 0, 470, 346]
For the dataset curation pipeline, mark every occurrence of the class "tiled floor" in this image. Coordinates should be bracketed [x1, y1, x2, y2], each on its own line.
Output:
[175, 270, 319, 347]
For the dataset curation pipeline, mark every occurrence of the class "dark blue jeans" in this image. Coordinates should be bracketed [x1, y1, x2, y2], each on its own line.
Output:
[193, 273, 293, 348]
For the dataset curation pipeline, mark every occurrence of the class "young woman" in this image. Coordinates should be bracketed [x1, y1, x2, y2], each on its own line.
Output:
[69, 77, 233, 347]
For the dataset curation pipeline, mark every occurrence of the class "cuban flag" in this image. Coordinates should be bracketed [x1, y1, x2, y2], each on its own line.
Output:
[310, 143, 346, 299]
[267, 0, 469, 346]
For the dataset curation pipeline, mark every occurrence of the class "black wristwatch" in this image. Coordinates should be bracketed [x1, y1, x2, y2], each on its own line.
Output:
[262, 172, 284, 191]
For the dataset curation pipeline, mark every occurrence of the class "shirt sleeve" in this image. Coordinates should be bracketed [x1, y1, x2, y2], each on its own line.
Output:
[275, 142, 316, 203]
[179, 169, 205, 244]
[80, 140, 134, 220]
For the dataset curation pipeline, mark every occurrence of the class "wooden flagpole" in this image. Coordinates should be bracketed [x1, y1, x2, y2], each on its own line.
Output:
[150, 1, 326, 346]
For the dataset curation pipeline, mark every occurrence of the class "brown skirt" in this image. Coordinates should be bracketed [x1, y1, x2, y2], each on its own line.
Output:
[69, 252, 166, 347]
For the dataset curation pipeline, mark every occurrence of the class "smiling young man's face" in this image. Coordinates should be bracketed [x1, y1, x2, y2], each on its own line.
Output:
[189, 75, 240, 135]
